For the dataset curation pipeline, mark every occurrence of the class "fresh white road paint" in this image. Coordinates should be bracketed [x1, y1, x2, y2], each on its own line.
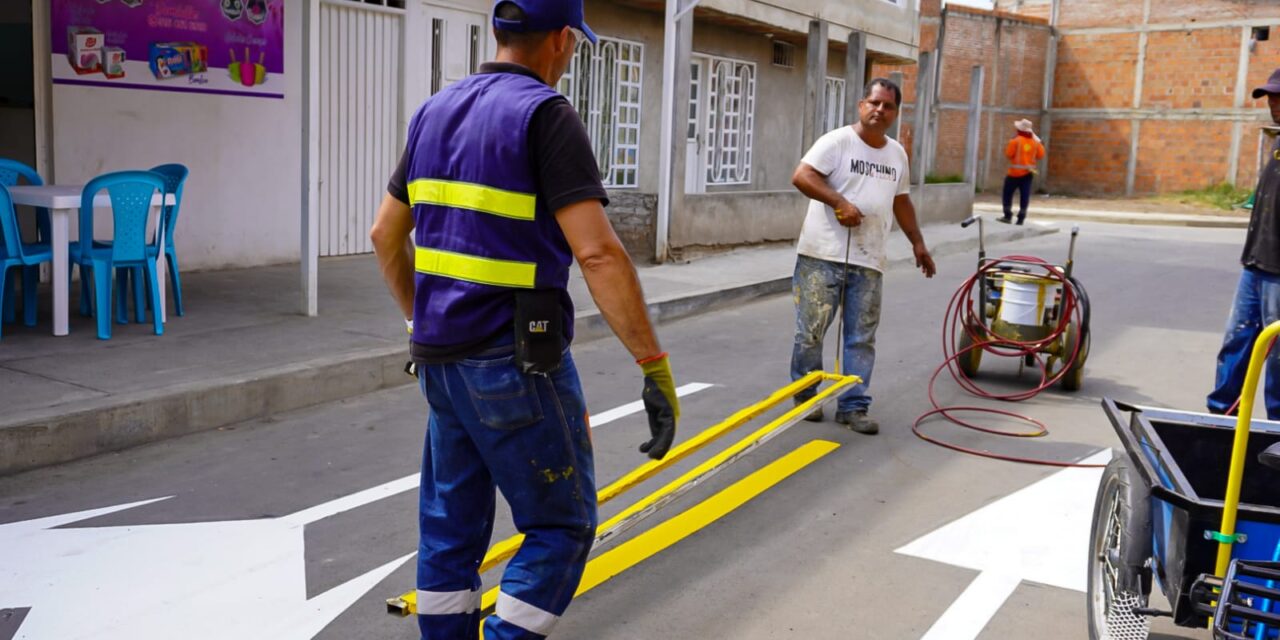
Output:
[897, 450, 1113, 640]
[0, 384, 716, 639]
[589, 383, 715, 428]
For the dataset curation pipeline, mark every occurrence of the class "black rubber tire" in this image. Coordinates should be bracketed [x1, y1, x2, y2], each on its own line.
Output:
[957, 326, 983, 377]
[1062, 320, 1089, 392]
[1087, 455, 1153, 640]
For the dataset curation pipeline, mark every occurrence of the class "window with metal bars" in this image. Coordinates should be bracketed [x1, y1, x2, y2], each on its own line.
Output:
[340, 0, 407, 9]
[824, 77, 846, 132]
[771, 41, 794, 68]
[705, 56, 755, 185]
[556, 36, 644, 188]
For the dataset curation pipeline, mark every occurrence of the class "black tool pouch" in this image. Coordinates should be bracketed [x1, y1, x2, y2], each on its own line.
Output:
[514, 290, 563, 375]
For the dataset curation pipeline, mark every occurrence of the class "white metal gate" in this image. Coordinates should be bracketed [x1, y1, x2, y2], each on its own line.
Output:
[319, 0, 404, 256]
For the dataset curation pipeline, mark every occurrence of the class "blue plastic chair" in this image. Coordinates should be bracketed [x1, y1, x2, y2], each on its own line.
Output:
[69, 171, 166, 340]
[0, 184, 53, 340]
[114, 163, 189, 324]
[0, 159, 50, 325]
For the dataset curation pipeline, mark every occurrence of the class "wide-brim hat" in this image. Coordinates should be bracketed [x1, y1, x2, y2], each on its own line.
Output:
[1014, 119, 1033, 132]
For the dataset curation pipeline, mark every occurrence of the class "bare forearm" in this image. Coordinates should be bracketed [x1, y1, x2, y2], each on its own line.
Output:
[376, 238, 415, 319]
[580, 248, 661, 360]
[370, 194, 416, 321]
[793, 169, 845, 209]
[893, 197, 926, 246]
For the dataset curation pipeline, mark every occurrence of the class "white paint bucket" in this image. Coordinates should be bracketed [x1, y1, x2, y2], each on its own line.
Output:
[999, 274, 1058, 326]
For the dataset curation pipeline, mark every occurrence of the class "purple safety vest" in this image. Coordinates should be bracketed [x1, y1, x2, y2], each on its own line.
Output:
[404, 71, 575, 347]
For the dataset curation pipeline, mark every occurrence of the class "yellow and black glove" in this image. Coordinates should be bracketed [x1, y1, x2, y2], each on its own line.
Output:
[637, 353, 680, 460]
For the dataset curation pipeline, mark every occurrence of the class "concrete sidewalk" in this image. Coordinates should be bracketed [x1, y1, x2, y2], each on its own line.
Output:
[973, 202, 1249, 228]
[0, 220, 1055, 475]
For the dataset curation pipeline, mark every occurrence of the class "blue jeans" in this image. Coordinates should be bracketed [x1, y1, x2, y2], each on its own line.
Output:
[1208, 267, 1280, 419]
[416, 341, 597, 640]
[790, 254, 883, 413]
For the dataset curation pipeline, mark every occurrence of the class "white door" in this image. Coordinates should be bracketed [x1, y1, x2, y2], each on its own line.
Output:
[685, 57, 707, 194]
[424, 3, 488, 95]
[318, 0, 405, 256]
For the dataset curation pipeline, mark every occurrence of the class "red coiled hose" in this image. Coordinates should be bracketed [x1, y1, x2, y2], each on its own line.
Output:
[912, 255, 1105, 468]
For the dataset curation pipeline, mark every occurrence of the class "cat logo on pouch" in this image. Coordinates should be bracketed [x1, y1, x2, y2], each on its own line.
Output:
[529, 320, 549, 333]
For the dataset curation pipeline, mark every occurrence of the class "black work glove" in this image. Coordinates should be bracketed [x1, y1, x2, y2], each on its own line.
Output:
[638, 354, 680, 460]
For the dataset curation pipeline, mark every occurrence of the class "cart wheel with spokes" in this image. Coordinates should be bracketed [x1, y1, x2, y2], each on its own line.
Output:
[1087, 455, 1153, 640]
[957, 324, 983, 377]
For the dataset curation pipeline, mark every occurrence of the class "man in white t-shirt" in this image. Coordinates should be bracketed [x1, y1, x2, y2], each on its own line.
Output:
[789, 77, 936, 435]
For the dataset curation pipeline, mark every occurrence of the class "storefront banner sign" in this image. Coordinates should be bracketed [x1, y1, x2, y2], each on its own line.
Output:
[51, 0, 285, 99]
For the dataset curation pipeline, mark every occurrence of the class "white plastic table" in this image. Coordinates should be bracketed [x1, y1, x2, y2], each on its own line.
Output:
[8, 185, 175, 336]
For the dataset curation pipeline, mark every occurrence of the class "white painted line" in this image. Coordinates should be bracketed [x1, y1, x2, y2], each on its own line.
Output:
[898, 450, 1113, 640]
[590, 382, 715, 428]
[281, 474, 421, 527]
[921, 571, 1022, 640]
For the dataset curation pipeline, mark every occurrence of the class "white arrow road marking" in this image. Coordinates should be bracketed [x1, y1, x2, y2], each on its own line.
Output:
[0, 384, 716, 639]
[589, 382, 715, 427]
[897, 450, 1113, 640]
[0, 489, 414, 640]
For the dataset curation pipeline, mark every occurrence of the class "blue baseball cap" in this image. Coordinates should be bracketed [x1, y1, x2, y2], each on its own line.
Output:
[492, 0, 596, 44]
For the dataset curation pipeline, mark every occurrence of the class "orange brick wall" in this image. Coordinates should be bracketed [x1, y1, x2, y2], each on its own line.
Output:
[1247, 34, 1280, 101]
[1148, 1, 1280, 24]
[1132, 120, 1233, 193]
[1142, 29, 1240, 110]
[872, 9, 1048, 184]
[1056, 0, 1142, 29]
[1053, 33, 1140, 109]
[1237, 125, 1272, 189]
[1046, 119, 1131, 194]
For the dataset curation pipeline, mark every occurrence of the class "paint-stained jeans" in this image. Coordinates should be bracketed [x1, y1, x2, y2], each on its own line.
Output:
[1208, 267, 1280, 420]
[416, 340, 596, 640]
[790, 254, 884, 413]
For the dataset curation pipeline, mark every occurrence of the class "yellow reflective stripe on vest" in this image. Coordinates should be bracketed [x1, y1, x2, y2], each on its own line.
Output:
[414, 246, 537, 288]
[407, 179, 536, 221]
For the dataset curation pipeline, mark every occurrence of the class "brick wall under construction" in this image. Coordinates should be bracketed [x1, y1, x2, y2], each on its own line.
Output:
[873, 4, 1051, 193]
[881, 0, 1280, 197]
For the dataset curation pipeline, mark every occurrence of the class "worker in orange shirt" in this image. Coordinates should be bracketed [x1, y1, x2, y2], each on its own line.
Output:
[999, 118, 1046, 225]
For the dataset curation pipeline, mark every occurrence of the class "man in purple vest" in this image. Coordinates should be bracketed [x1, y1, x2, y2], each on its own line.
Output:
[369, 0, 680, 636]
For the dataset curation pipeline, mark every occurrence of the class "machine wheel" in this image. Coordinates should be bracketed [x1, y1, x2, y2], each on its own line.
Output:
[1087, 456, 1153, 640]
[1061, 320, 1089, 392]
[957, 325, 983, 377]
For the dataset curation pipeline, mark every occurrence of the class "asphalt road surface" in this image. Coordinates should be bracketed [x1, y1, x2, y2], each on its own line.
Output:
[1, 221, 1245, 639]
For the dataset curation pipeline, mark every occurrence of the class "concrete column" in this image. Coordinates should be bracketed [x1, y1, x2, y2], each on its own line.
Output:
[300, 0, 320, 316]
[1037, 0, 1060, 191]
[32, 0, 54, 183]
[1125, 121, 1141, 196]
[1125, 0, 1151, 196]
[982, 19, 1004, 191]
[844, 31, 867, 128]
[1229, 26, 1252, 185]
[655, 1, 694, 261]
[802, 19, 829, 152]
[888, 71, 904, 140]
[965, 65, 986, 186]
[912, 50, 934, 186]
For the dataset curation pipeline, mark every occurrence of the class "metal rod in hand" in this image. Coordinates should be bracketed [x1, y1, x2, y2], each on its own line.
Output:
[836, 226, 852, 374]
